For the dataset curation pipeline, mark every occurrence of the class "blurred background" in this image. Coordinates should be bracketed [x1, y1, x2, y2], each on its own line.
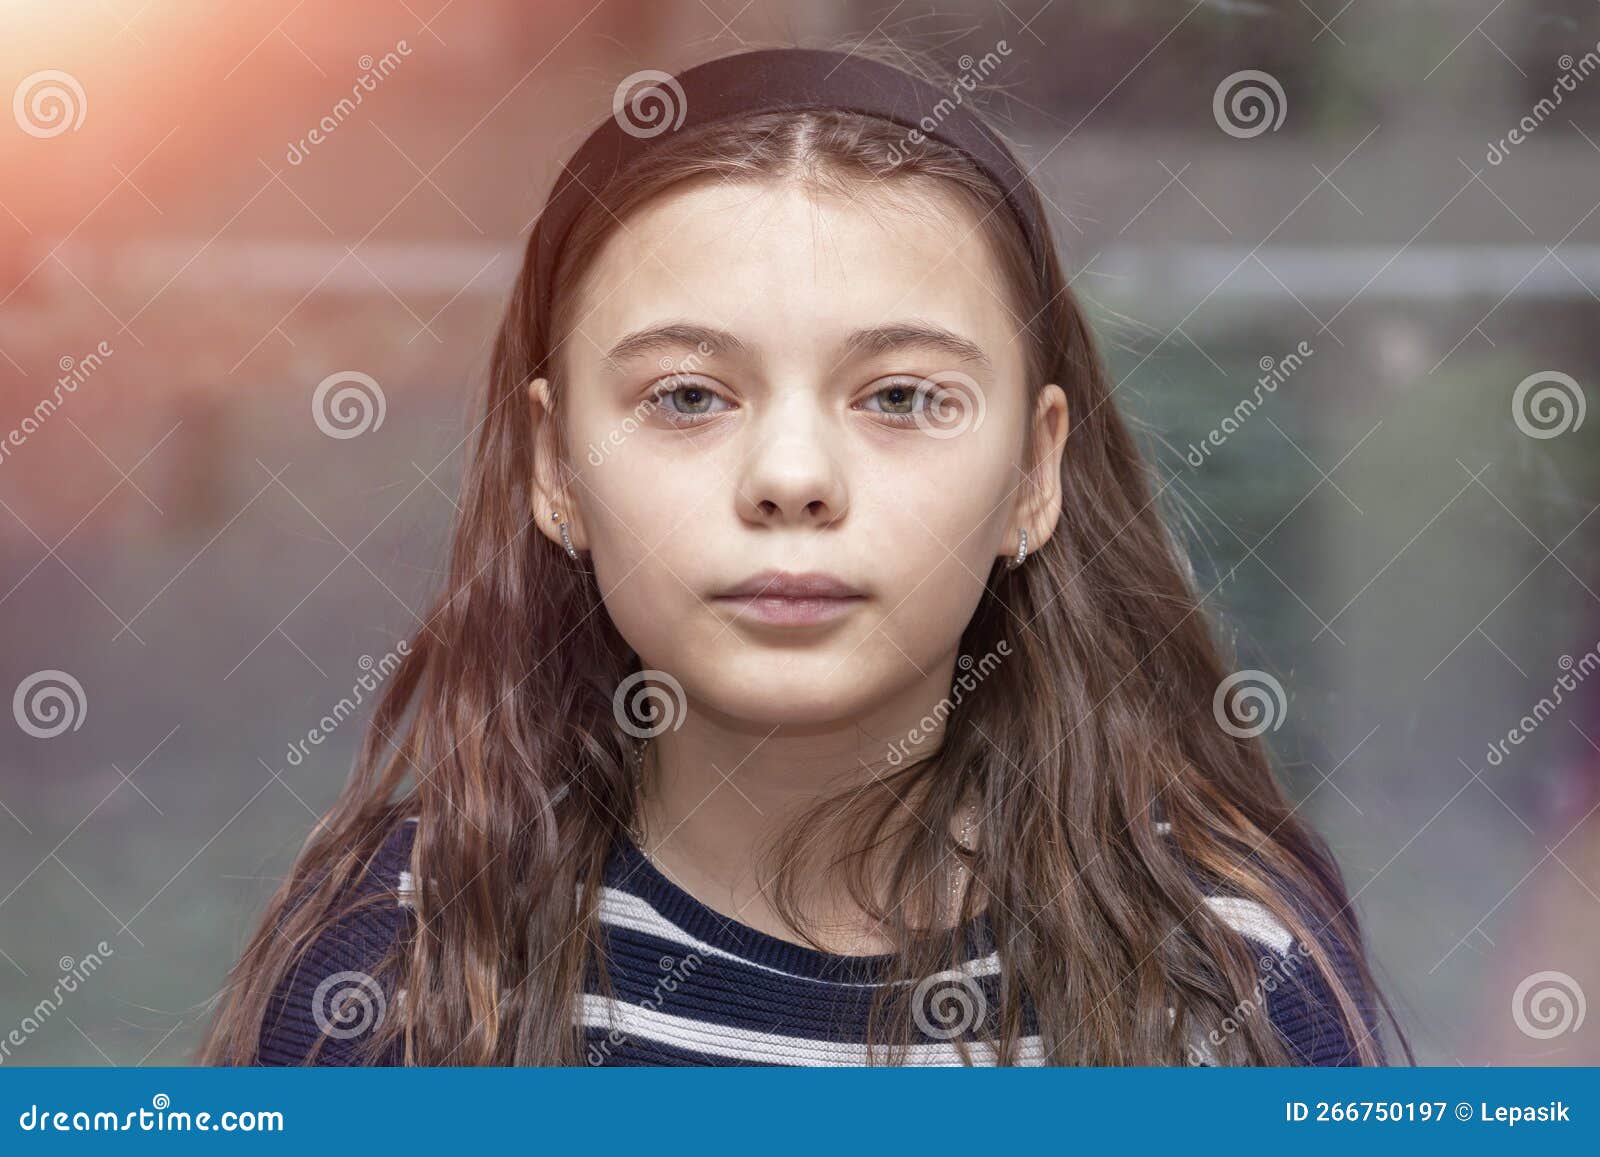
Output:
[2, 0, 1598, 1066]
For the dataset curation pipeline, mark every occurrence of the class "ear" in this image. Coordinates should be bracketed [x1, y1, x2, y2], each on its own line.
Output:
[1002, 383, 1069, 561]
[527, 377, 586, 554]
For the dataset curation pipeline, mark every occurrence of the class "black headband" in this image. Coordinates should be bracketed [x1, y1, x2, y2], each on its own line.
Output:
[529, 48, 1046, 343]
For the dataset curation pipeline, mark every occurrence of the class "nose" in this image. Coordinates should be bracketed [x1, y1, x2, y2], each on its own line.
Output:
[734, 396, 849, 528]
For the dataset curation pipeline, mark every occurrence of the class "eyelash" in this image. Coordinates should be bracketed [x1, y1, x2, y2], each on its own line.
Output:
[644, 375, 940, 428]
[855, 377, 937, 426]
[649, 377, 733, 426]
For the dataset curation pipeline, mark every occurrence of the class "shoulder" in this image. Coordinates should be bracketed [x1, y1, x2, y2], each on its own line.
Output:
[1195, 887, 1383, 1066]
[255, 817, 419, 1066]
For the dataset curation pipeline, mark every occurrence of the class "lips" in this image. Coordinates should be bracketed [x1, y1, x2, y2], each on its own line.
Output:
[715, 570, 864, 600]
[711, 570, 866, 627]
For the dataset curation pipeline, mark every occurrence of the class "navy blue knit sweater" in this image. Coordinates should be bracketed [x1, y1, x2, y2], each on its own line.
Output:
[253, 818, 1382, 1066]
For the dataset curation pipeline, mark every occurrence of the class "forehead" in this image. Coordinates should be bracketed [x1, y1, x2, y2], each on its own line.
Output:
[565, 177, 1026, 376]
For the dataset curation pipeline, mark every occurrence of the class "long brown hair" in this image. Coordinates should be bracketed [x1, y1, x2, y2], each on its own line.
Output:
[202, 70, 1411, 1067]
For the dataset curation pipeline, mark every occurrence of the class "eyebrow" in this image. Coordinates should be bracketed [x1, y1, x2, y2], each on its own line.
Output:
[842, 323, 993, 373]
[600, 320, 993, 374]
[603, 323, 748, 370]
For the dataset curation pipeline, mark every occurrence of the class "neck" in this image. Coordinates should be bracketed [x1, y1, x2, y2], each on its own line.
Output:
[632, 649, 966, 953]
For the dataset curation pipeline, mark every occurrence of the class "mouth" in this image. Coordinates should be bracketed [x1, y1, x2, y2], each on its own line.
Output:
[710, 570, 867, 628]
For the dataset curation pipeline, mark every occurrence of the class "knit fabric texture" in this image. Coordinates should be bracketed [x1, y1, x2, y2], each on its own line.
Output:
[253, 817, 1380, 1066]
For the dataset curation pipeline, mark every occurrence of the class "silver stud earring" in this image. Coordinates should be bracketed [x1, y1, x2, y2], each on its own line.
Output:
[1006, 528, 1028, 570]
[552, 510, 579, 561]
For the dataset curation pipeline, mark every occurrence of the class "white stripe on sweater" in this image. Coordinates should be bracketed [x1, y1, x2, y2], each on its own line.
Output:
[1203, 896, 1295, 955]
[596, 885, 1002, 988]
[577, 993, 1047, 1066]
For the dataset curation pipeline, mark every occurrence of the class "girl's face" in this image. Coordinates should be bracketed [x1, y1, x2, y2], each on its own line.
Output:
[534, 177, 1067, 729]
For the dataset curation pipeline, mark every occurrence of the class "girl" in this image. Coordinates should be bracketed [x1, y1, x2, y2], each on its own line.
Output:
[202, 46, 1409, 1067]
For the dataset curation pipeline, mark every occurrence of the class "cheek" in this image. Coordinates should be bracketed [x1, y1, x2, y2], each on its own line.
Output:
[572, 436, 716, 660]
[864, 449, 1015, 662]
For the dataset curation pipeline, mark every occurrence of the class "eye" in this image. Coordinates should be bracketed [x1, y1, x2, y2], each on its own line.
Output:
[649, 376, 734, 424]
[857, 376, 935, 425]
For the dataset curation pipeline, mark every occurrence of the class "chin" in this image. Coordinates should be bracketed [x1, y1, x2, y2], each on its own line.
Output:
[696, 664, 883, 728]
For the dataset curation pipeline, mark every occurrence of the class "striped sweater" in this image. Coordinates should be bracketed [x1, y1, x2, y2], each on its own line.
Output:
[254, 817, 1380, 1066]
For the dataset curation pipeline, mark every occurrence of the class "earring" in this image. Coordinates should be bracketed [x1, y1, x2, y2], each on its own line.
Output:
[625, 738, 655, 851]
[1005, 528, 1028, 571]
[950, 800, 977, 906]
[552, 510, 579, 561]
